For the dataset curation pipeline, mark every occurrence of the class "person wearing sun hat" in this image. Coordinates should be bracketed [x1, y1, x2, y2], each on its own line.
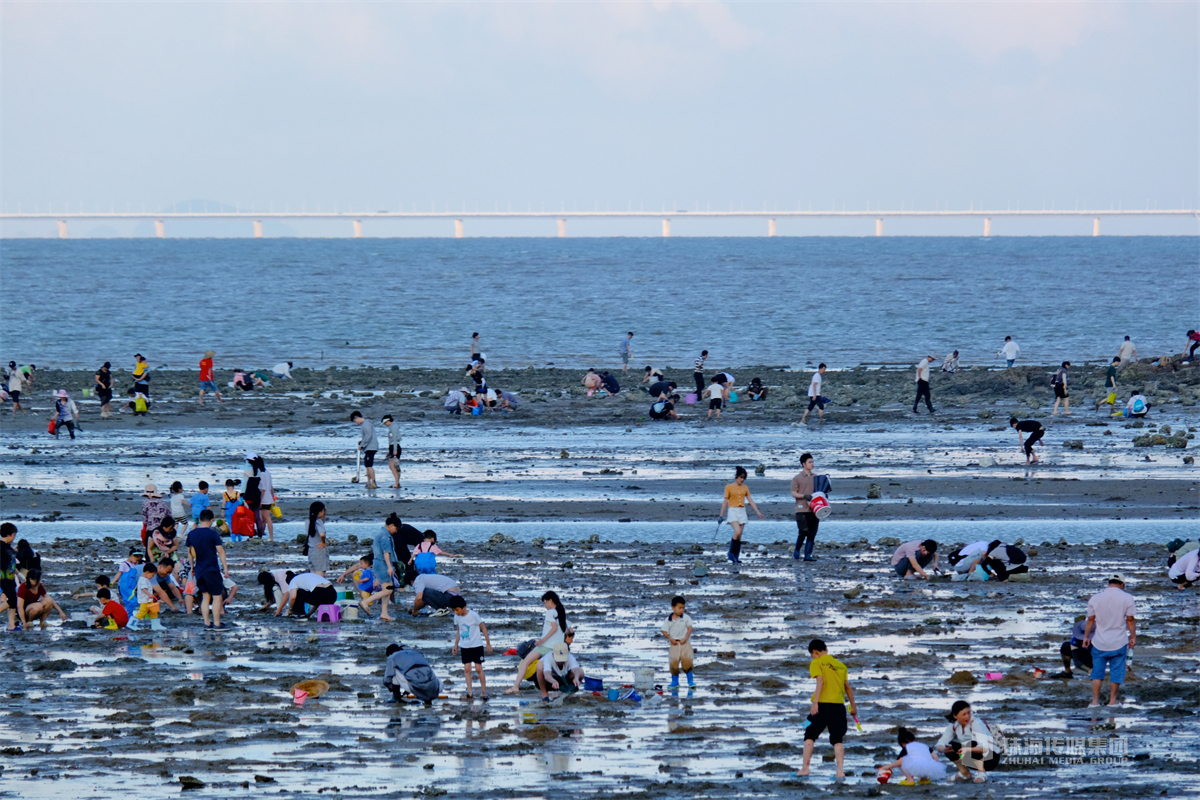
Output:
[536, 641, 584, 702]
[140, 484, 170, 551]
[198, 350, 222, 406]
[52, 389, 79, 439]
[1082, 574, 1136, 708]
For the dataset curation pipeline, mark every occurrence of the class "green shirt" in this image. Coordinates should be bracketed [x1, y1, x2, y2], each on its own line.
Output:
[1105, 366, 1117, 388]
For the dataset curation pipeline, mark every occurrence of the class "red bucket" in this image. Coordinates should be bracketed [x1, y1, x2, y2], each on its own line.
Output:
[809, 492, 831, 519]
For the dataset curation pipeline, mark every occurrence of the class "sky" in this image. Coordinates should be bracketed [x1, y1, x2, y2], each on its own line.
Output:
[2, 1, 1197, 237]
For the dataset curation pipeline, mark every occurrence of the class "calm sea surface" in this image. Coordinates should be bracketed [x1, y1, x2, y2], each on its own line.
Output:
[2, 237, 1194, 370]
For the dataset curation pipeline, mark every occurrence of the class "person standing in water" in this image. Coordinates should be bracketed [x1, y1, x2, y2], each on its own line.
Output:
[719, 466, 763, 564]
[790, 453, 820, 561]
[352, 411, 379, 490]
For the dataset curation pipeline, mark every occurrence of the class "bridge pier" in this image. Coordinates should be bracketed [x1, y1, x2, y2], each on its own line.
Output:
[154, 220, 165, 238]
[58, 220, 68, 239]
[557, 218, 566, 238]
[983, 217, 991, 237]
[454, 219, 464, 239]
[875, 217, 883, 237]
[253, 220, 263, 238]
[1093, 217, 1099, 237]
[768, 218, 776, 237]
[662, 219, 671, 238]
[353, 220, 362, 238]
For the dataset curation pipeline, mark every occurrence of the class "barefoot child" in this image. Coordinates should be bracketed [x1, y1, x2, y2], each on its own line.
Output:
[879, 727, 946, 785]
[660, 595, 695, 689]
[449, 596, 493, 700]
[794, 639, 857, 780]
[337, 554, 379, 617]
[127, 563, 165, 631]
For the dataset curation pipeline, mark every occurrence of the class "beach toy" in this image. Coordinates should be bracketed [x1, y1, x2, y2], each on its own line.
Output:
[607, 688, 619, 701]
[877, 768, 892, 784]
[293, 689, 308, 705]
[291, 679, 330, 699]
[809, 492, 831, 520]
[504, 647, 518, 656]
[1033, 668, 1046, 678]
[685, 393, 698, 404]
[315, 604, 341, 622]
[985, 672, 1003, 680]
[583, 676, 603, 692]
[728, 392, 738, 403]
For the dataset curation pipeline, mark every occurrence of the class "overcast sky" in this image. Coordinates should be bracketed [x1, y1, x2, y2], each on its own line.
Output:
[3, 1, 1197, 236]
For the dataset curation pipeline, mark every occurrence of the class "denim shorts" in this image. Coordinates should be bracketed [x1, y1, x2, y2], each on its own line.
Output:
[1090, 645, 1128, 684]
[199, 380, 218, 392]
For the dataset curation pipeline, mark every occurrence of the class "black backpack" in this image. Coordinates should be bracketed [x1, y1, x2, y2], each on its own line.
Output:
[1006, 545, 1027, 565]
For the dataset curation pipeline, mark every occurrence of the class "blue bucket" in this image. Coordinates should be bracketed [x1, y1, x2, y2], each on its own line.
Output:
[583, 676, 603, 692]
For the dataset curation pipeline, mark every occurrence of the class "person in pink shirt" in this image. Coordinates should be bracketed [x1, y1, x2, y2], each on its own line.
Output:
[1082, 574, 1137, 708]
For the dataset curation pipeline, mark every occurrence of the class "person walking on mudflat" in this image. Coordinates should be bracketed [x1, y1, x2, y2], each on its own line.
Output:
[719, 466, 763, 564]
[1010, 417, 1044, 464]
[1051, 361, 1071, 416]
[352, 411, 380, 490]
[913, 355, 936, 414]
[790, 453, 821, 561]
[801, 364, 827, 424]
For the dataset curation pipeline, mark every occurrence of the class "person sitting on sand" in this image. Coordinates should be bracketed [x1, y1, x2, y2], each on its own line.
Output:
[1168, 548, 1199, 589]
[1050, 617, 1093, 679]
[890, 539, 939, 580]
[582, 369, 602, 397]
[505, 591, 569, 694]
[935, 700, 1003, 783]
[383, 643, 442, 706]
[649, 395, 681, 421]
[879, 726, 946, 785]
[982, 540, 1029, 582]
[275, 572, 336, 618]
[536, 642, 585, 703]
[407, 572, 461, 616]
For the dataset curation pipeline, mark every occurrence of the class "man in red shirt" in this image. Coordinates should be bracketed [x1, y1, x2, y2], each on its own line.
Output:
[92, 587, 129, 629]
[198, 350, 223, 406]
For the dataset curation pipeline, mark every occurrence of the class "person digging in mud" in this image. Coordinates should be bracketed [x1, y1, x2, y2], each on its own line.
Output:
[720, 466, 763, 564]
[878, 727, 946, 785]
[793, 638, 856, 780]
[946, 541, 990, 581]
[935, 700, 1002, 783]
[890, 539, 939, 580]
[383, 643, 442, 706]
[505, 591, 570, 695]
[407, 572, 461, 616]
[537, 642, 584, 703]
[1168, 548, 1199, 589]
[1050, 617, 1093, 679]
[981, 540, 1029, 582]
[275, 572, 336, 618]
[1010, 417, 1045, 464]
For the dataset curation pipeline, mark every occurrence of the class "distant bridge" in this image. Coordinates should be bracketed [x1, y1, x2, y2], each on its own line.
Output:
[2, 208, 1196, 239]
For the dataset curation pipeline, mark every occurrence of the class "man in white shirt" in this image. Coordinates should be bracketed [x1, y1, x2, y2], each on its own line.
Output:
[408, 572, 461, 616]
[1082, 575, 1136, 708]
[1116, 336, 1138, 365]
[1168, 549, 1199, 589]
[801, 364, 827, 424]
[913, 356, 936, 415]
[537, 642, 584, 702]
[998, 337, 1021, 368]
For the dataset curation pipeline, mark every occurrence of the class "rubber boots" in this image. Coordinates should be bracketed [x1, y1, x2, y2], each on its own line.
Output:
[803, 538, 817, 562]
[127, 617, 141, 631]
[150, 618, 165, 631]
[729, 539, 743, 564]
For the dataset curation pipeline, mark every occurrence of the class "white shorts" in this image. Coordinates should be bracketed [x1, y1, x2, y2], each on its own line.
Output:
[726, 506, 748, 524]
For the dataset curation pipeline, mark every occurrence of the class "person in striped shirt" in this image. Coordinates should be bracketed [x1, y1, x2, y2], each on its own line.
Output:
[693, 351, 708, 396]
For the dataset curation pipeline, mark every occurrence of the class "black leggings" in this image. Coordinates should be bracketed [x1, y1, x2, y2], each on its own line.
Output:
[694, 372, 705, 395]
[987, 561, 1028, 581]
[294, 585, 336, 613]
[1023, 428, 1044, 456]
[1060, 641, 1093, 671]
[1191, 341, 1199, 359]
[795, 512, 819, 550]
[55, 420, 76, 439]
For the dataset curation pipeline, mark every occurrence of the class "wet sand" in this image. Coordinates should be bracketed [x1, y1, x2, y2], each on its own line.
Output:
[1, 535, 1197, 799]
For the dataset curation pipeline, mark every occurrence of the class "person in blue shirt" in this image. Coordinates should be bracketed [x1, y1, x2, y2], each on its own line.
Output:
[187, 511, 229, 630]
[190, 481, 211, 527]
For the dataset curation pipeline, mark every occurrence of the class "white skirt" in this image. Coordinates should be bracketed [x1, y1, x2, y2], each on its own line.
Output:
[726, 506, 748, 524]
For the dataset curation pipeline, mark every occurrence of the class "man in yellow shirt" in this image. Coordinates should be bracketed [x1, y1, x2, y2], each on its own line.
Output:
[795, 638, 857, 780]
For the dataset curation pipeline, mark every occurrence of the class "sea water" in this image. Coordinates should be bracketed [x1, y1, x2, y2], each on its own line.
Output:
[2, 236, 1194, 369]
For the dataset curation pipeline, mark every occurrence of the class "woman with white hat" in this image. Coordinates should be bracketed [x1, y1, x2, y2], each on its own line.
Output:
[51, 390, 78, 439]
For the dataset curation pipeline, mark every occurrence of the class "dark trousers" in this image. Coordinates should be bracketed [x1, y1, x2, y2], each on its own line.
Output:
[914, 379, 933, 412]
[1023, 428, 1044, 456]
[694, 372, 705, 395]
[794, 512, 819, 558]
[987, 561, 1028, 581]
[55, 420, 76, 439]
[1060, 641, 1093, 672]
[1191, 341, 1199, 360]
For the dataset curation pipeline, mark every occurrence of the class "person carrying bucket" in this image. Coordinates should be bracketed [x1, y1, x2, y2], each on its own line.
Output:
[790, 453, 822, 561]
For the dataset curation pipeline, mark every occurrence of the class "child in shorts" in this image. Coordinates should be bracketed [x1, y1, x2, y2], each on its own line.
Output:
[660, 595, 695, 688]
[92, 587, 129, 629]
[337, 553, 380, 616]
[190, 481, 211, 528]
[449, 596, 493, 700]
[794, 638, 857, 780]
[169, 482, 192, 535]
[127, 563, 164, 631]
[705, 377, 724, 420]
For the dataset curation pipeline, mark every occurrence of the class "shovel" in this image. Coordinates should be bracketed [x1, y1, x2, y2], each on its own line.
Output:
[351, 448, 361, 483]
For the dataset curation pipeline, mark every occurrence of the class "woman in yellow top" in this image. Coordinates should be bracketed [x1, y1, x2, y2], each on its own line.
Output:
[719, 466, 763, 563]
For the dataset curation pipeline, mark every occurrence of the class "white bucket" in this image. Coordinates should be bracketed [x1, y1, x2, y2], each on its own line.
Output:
[633, 667, 656, 691]
[810, 492, 831, 519]
[342, 605, 359, 621]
